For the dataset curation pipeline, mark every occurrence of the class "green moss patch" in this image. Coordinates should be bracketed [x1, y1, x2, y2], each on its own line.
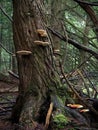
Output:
[53, 114, 69, 129]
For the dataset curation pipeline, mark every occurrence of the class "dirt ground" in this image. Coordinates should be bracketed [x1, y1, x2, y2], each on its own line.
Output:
[0, 74, 98, 130]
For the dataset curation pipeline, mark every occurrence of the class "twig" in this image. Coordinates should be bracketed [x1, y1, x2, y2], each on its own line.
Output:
[83, 69, 98, 95]
[0, 42, 14, 55]
[74, 0, 98, 6]
[77, 69, 90, 97]
[60, 63, 82, 100]
[0, 5, 13, 22]
[8, 70, 19, 79]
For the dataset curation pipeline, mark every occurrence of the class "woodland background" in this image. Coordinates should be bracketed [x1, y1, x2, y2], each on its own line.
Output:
[0, 0, 98, 130]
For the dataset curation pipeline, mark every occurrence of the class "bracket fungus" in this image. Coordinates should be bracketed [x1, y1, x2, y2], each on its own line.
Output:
[16, 50, 32, 55]
[37, 29, 47, 37]
[79, 109, 89, 113]
[54, 49, 60, 53]
[34, 40, 50, 46]
[67, 104, 83, 109]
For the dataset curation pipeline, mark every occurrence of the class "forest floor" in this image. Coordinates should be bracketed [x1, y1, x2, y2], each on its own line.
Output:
[0, 73, 98, 130]
[0, 73, 19, 130]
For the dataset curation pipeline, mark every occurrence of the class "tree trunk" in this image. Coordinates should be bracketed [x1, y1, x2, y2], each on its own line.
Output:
[50, 0, 65, 73]
[11, 0, 60, 128]
[79, 16, 90, 66]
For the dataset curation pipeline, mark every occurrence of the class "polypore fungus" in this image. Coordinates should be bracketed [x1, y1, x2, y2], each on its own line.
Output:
[37, 29, 47, 37]
[79, 109, 89, 113]
[67, 104, 83, 109]
[34, 40, 50, 46]
[54, 49, 60, 53]
[16, 50, 32, 55]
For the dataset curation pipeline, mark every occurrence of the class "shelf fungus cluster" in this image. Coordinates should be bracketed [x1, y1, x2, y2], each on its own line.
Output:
[34, 29, 50, 47]
[16, 50, 32, 55]
[67, 103, 89, 113]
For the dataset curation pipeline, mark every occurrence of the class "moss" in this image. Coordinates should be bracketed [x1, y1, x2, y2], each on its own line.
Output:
[53, 114, 69, 129]
[57, 96, 64, 105]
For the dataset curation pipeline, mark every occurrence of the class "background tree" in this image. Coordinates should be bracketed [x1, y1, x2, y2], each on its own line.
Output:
[0, 0, 15, 73]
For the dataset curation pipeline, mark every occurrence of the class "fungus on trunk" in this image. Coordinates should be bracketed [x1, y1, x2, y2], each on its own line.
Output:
[16, 50, 32, 55]
[37, 29, 47, 37]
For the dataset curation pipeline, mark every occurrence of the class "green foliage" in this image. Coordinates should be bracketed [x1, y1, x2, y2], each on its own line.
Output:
[53, 114, 69, 129]
[0, 0, 14, 73]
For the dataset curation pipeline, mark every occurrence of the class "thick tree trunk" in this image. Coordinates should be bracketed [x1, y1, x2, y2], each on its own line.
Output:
[11, 0, 60, 128]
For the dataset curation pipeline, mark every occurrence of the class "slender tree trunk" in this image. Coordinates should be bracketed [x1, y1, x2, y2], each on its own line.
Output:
[11, 0, 60, 128]
[79, 16, 90, 65]
[0, 4, 3, 72]
[50, 0, 65, 74]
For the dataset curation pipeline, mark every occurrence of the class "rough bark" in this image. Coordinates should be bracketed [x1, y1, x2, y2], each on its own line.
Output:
[11, 0, 60, 127]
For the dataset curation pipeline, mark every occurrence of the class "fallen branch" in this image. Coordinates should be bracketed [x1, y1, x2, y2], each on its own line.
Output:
[45, 102, 53, 130]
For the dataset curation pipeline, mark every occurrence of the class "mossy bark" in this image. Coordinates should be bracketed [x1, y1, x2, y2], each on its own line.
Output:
[11, 0, 61, 127]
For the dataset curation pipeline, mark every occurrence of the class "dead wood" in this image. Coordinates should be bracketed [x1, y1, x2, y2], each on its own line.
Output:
[45, 102, 53, 130]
